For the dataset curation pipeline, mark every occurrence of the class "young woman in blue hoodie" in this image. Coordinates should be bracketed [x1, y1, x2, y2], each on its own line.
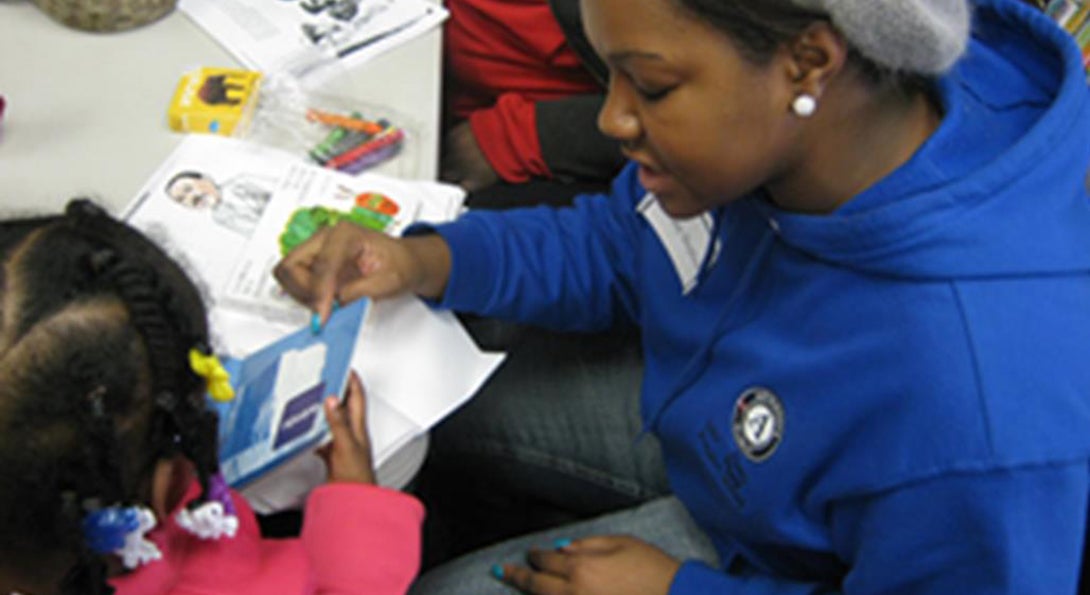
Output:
[276, 0, 1090, 592]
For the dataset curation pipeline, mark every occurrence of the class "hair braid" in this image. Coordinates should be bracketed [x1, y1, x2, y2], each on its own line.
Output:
[60, 545, 114, 595]
[66, 202, 222, 498]
[93, 258, 223, 497]
[0, 306, 143, 595]
[56, 489, 115, 595]
[0, 199, 220, 591]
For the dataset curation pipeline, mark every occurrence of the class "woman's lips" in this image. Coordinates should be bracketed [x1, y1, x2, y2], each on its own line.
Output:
[637, 163, 670, 195]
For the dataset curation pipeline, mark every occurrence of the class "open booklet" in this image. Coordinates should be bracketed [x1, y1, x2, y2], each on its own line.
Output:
[124, 134, 505, 511]
[179, 0, 448, 82]
[214, 298, 369, 488]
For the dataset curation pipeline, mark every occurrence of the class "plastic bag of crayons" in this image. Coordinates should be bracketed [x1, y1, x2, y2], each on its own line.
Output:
[245, 73, 418, 176]
[167, 67, 418, 176]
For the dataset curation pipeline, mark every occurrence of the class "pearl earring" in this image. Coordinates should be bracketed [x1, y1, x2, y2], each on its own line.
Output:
[791, 94, 817, 118]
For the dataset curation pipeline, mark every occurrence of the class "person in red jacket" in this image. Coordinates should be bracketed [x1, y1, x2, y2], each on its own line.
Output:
[431, 3, 650, 566]
[0, 200, 423, 595]
[441, 0, 626, 208]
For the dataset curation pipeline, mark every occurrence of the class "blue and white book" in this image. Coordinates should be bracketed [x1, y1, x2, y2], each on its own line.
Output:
[209, 298, 369, 488]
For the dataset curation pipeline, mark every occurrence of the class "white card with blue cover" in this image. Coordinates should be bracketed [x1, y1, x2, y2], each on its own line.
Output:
[211, 298, 369, 488]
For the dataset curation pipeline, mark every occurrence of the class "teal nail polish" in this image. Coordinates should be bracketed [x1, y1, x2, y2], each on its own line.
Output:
[490, 564, 504, 579]
[310, 313, 321, 334]
[553, 538, 572, 549]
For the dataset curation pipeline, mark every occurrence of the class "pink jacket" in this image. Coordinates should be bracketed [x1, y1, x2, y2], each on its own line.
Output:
[110, 482, 424, 594]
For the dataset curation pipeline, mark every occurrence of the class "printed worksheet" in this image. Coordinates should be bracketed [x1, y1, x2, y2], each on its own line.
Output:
[179, 0, 448, 81]
[123, 134, 444, 329]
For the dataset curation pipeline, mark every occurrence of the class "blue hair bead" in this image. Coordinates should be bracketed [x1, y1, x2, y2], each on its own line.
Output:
[82, 506, 142, 554]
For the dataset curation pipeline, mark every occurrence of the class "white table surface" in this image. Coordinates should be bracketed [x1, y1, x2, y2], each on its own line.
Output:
[0, 0, 443, 216]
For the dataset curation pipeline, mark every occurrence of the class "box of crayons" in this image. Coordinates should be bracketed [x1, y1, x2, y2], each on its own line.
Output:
[167, 67, 263, 136]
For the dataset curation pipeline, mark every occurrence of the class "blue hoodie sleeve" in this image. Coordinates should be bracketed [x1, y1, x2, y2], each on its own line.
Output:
[429, 164, 646, 331]
[672, 560, 831, 593]
[669, 462, 1086, 594]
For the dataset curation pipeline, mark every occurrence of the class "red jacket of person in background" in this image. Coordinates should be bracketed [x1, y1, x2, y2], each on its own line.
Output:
[444, 0, 622, 184]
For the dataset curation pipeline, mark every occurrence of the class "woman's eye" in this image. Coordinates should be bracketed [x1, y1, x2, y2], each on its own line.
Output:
[635, 84, 674, 102]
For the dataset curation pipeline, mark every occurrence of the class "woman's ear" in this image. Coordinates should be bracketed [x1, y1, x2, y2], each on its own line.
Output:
[784, 21, 849, 96]
[150, 456, 195, 519]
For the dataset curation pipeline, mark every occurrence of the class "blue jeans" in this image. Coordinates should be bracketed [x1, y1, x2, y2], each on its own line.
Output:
[409, 496, 721, 594]
[412, 319, 682, 568]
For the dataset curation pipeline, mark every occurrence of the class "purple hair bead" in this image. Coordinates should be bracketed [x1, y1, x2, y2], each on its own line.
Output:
[207, 472, 236, 516]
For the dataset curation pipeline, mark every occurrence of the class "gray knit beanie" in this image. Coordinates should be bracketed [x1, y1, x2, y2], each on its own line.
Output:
[790, 0, 972, 75]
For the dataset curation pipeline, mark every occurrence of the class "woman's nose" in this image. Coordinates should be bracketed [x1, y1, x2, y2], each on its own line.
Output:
[597, 79, 640, 146]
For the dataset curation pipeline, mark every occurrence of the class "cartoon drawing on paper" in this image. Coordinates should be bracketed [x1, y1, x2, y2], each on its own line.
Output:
[277, 192, 401, 255]
[164, 170, 274, 237]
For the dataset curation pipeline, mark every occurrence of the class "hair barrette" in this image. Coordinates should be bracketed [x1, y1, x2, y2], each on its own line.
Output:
[82, 505, 162, 570]
[188, 348, 235, 402]
[175, 473, 239, 540]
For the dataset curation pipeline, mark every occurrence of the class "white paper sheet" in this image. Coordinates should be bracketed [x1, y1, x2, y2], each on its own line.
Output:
[179, 0, 448, 83]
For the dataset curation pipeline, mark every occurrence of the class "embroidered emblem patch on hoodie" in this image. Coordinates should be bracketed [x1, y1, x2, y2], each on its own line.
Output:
[732, 387, 784, 463]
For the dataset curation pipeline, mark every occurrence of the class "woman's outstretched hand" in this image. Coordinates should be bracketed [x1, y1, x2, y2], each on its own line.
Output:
[318, 372, 375, 484]
[273, 221, 453, 326]
[495, 536, 682, 595]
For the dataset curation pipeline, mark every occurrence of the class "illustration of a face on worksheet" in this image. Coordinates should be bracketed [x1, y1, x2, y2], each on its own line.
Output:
[123, 134, 422, 328]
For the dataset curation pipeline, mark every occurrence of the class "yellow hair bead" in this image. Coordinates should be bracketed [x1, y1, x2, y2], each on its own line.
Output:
[189, 348, 235, 402]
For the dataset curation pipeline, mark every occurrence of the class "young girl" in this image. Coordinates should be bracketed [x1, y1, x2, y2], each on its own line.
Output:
[0, 200, 423, 594]
[277, 0, 1090, 592]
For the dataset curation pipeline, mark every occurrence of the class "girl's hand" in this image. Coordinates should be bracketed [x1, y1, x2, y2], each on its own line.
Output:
[495, 536, 682, 595]
[318, 372, 375, 484]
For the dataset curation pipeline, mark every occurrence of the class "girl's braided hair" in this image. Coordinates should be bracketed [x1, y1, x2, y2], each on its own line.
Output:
[0, 200, 220, 594]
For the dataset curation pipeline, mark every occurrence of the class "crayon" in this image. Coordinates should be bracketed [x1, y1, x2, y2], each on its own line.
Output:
[305, 108, 384, 134]
[327, 127, 405, 170]
[309, 111, 367, 164]
[336, 143, 403, 174]
[314, 129, 375, 165]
